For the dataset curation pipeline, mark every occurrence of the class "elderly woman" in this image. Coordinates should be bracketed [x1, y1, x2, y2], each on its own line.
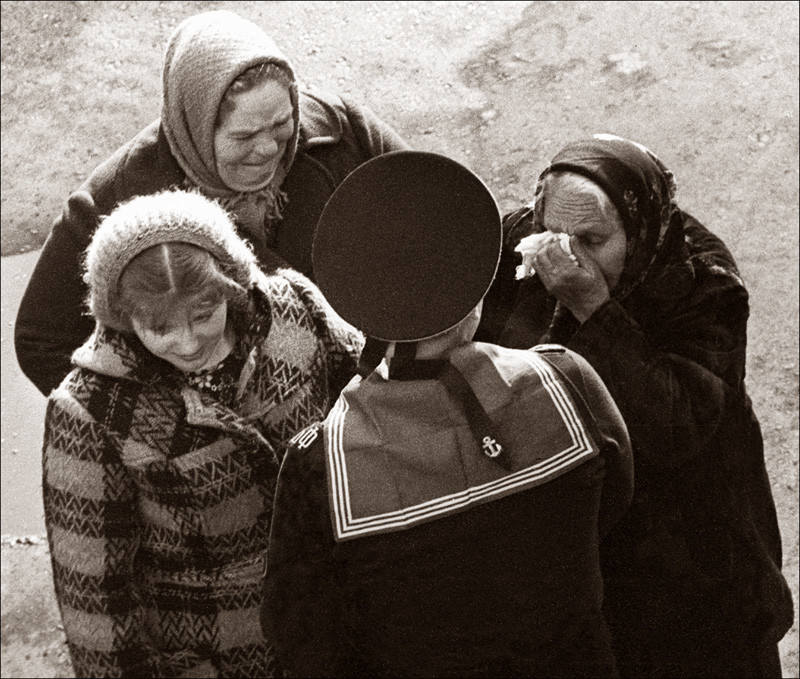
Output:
[476, 134, 794, 677]
[16, 9, 406, 396]
[42, 190, 362, 677]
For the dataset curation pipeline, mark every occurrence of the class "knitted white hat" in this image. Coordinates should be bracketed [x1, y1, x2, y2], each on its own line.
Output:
[84, 190, 259, 332]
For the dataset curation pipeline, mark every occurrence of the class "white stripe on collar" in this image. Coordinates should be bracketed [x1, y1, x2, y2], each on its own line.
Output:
[326, 351, 596, 541]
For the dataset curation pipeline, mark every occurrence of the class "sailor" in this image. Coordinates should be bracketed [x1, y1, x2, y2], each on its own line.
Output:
[262, 150, 634, 678]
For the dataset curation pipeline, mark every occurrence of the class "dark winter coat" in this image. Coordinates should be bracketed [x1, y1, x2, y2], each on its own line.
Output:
[475, 136, 794, 678]
[263, 342, 633, 678]
[43, 268, 362, 677]
[15, 88, 407, 396]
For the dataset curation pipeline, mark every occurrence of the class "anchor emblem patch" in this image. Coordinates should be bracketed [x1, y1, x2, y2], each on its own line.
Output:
[482, 435, 503, 458]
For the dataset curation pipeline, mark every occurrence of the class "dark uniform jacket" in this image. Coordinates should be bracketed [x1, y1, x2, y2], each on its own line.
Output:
[263, 342, 633, 678]
[16, 89, 407, 395]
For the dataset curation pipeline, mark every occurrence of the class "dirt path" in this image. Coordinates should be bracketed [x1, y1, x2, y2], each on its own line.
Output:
[1, 2, 797, 676]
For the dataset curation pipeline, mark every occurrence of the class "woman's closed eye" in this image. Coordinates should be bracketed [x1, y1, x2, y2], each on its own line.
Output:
[193, 312, 214, 324]
[232, 130, 262, 141]
[149, 323, 170, 337]
[236, 118, 290, 140]
[192, 300, 226, 324]
[579, 235, 605, 248]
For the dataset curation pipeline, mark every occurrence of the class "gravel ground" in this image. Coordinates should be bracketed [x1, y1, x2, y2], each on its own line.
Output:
[1, 2, 797, 676]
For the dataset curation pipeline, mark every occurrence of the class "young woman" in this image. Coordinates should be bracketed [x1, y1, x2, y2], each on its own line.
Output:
[42, 189, 362, 677]
[16, 9, 406, 396]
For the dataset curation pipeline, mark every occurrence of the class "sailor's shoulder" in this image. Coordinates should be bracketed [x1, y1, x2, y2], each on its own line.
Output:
[288, 421, 324, 451]
[532, 343, 567, 354]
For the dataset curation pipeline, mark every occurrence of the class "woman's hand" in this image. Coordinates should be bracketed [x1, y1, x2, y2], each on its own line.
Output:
[533, 234, 611, 323]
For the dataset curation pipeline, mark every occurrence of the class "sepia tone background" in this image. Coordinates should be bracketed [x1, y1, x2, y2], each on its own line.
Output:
[2, 1, 797, 676]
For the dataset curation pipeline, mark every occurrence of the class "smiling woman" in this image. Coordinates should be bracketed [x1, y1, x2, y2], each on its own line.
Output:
[132, 298, 232, 372]
[120, 245, 237, 373]
[42, 189, 363, 677]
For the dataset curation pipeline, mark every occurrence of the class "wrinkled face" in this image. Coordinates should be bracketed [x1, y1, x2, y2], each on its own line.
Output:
[213, 80, 294, 192]
[132, 297, 230, 372]
[542, 176, 627, 291]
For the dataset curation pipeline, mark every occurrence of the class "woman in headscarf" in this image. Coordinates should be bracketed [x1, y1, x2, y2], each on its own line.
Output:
[43, 189, 362, 677]
[16, 9, 407, 397]
[475, 134, 794, 677]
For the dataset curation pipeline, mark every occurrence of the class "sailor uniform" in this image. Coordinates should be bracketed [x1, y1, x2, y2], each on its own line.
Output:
[263, 342, 633, 677]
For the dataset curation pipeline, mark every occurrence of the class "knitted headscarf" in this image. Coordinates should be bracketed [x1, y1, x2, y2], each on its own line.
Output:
[85, 190, 259, 333]
[161, 11, 300, 247]
[532, 134, 693, 301]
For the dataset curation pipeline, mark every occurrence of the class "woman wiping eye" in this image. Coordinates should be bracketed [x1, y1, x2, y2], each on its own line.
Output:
[477, 134, 794, 679]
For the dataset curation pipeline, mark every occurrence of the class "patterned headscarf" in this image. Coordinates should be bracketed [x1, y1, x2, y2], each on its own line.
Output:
[532, 134, 693, 301]
[161, 11, 300, 248]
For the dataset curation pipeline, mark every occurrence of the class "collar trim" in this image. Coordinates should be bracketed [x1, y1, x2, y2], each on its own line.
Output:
[325, 351, 596, 541]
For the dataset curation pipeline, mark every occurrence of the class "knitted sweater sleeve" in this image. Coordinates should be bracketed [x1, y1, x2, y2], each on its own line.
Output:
[43, 385, 204, 678]
[280, 269, 364, 398]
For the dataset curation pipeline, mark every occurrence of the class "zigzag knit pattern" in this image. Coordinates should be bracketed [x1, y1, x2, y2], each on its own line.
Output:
[43, 270, 361, 677]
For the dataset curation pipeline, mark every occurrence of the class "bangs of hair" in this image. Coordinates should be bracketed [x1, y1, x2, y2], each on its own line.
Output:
[217, 62, 293, 126]
[117, 242, 244, 332]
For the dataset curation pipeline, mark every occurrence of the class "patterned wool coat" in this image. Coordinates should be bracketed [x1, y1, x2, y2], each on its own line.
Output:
[42, 268, 362, 678]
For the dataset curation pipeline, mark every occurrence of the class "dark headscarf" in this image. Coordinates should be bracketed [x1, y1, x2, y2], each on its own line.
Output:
[532, 134, 694, 302]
